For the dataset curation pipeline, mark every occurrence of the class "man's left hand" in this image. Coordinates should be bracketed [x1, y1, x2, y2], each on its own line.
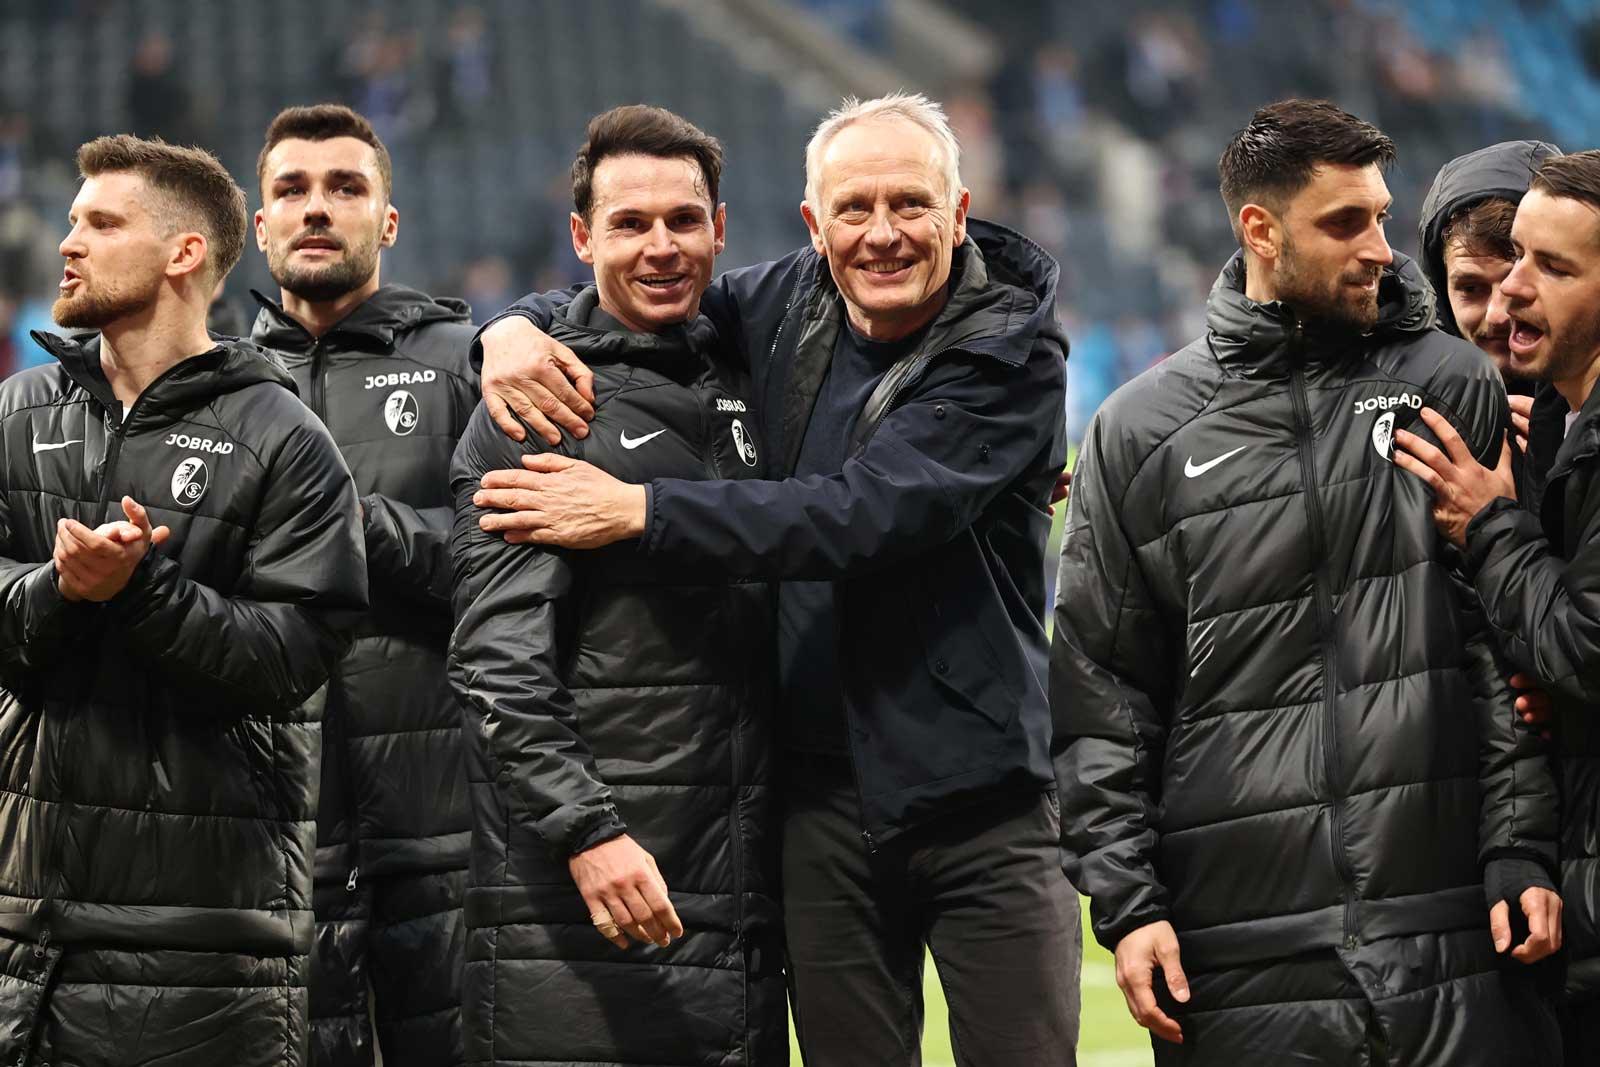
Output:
[54, 496, 170, 601]
[1491, 887, 1563, 963]
[1392, 407, 1515, 547]
[476, 454, 646, 548]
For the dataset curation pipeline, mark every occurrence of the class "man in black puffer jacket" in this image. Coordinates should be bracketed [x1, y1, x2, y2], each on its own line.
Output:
[1054, 100, 1562, 1065]
[250, 105, 478, 1067]
[0, 137, 367, 1066]
[449, 106, 785, 1067]
[1396, 148, 1600, 1067]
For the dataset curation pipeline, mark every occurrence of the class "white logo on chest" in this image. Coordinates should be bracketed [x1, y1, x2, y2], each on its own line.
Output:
[171, 456, 209, 506]
[732, 418, 758, 467]
[365, 370, 436, 390]
[1372, 411, 1396, 458]
[384, 389, 420, 436]
[165, 432, 234, 455]
[1353, 392, 1421, 415]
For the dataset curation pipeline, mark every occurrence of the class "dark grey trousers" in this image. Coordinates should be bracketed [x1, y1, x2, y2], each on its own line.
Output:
[781, 762, 1081, 1066]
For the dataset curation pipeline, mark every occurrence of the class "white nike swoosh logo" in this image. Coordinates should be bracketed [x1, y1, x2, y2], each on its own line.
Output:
[619, 429, 667, 450]
[1183, 445, 1248, 478]
[31, 437, 83, 454]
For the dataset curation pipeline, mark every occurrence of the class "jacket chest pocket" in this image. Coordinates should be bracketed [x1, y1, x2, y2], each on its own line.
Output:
[899, 534, 1021, 728]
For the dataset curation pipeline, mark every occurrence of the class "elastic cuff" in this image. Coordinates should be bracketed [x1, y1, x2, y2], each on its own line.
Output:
[638, 483, 656, 553]
[1483, 855, 1558, 908]
[561, 807, 629, 859]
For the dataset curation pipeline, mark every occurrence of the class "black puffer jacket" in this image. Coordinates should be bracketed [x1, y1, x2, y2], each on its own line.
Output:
[1467, 381, 1600, 1003]
[449, 291, 784, 1067]
[1053, 252, 1558, 971]
[0, 332, 367, 1066]
[252, 285, 478, 888]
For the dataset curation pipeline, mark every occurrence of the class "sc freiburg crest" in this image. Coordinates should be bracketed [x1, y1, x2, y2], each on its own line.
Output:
[385, 389, 420, 436]
[171, 456, 209, 506]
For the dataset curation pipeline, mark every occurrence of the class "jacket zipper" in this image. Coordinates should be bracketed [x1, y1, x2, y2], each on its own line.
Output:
[843, 347, 945, 853]
[294, 332, 358, 890]
[1288, 340, 1359, 951]
[308, 339, 328, 420]
[703, 386, 748, 930]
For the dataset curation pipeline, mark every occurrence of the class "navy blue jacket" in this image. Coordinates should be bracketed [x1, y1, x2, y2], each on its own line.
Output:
[484, 220, 1069, 846]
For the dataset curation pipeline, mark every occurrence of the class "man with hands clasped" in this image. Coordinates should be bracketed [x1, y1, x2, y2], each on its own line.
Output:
[0, 135, 367, 1067]
[1396, 148, 1600, 1067]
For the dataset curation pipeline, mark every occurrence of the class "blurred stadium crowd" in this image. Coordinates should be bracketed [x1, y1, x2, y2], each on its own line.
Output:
[1, 0, 1598, 434]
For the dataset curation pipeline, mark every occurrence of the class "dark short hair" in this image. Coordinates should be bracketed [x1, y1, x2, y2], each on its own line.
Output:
[1218, 99, 1396, 241]
[1441, 196, 1518, 263]
[257, 104, 392, 199]
[572, 105, 722, 224]
[77, 134, 248, 284]
[1531, 150, 1600, 227]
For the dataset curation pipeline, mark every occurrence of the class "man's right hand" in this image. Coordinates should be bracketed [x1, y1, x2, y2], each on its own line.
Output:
[568, 833, 683, 950]
[479, 314, 597, 445]
[1114, 919, 1189, 1044]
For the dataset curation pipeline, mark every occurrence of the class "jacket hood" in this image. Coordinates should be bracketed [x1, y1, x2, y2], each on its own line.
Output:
[1419, 140, 1562, 336]
[249, 284, 472, 353]
[30, 329, 297, 429]
[1205, 249, 1435, 375]
[547, 285, 721, 380]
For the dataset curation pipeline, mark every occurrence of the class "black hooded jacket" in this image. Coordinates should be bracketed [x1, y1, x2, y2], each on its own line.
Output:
[1053, 252, 1558, 972]
[1467, 380, 1600, 1003]
[0, 332, 367, 1066]
[1418, 138, 1562, 338]
[251, 285, 479, 888]
[450, 290, 784, 1066]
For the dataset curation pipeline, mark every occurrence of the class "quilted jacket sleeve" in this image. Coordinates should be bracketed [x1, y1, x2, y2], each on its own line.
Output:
[1051, 412, 1175, 951]
[1467, 496, 1600, 707]
[448, 405, 626, 858]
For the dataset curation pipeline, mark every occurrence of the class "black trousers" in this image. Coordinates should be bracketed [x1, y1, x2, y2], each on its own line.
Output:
[1561, 997, 1600, 1067]
[782, 762, 1081, 1066]
[1150, 934, 1562, 1067]
[309, 868, 466, 1067]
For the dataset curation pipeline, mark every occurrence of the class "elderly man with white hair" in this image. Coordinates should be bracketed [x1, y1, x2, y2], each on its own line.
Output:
[467, 92, 1080, 1065]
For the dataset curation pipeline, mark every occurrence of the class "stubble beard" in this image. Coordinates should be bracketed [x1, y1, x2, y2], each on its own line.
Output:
[268, 231, 382, 304]
[1534, 303, 1600, 387]
[1275, 237, 1381, 334]
[51, 271, 162, 330]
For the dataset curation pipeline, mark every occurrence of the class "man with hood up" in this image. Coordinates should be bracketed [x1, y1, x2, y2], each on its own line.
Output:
[1399, 148, 1600, 1067]
[1054, 99, 1562, 1065]
[1420, 140, 1562, 477]
[250, 104, 478, 1067]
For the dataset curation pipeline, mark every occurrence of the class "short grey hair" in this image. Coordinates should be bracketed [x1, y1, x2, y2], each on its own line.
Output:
[804, 92, 964, 216]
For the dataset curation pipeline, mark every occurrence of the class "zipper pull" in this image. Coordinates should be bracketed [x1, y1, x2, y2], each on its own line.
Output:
[346, 867, 359, 892]
[34, 930, 48, 958]
[860, 830, 878, 855]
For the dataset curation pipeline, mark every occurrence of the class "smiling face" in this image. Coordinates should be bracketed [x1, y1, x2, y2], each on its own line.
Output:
[570, 153, 724, 333]
[255, 135, 396, 302]
[1443, 241, 1515, 369]
[54, 171, 173, 329]
[1265, 163, 1394, 331]
[800, 118, 969, 341]
[1500, 187, 1600, 386]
